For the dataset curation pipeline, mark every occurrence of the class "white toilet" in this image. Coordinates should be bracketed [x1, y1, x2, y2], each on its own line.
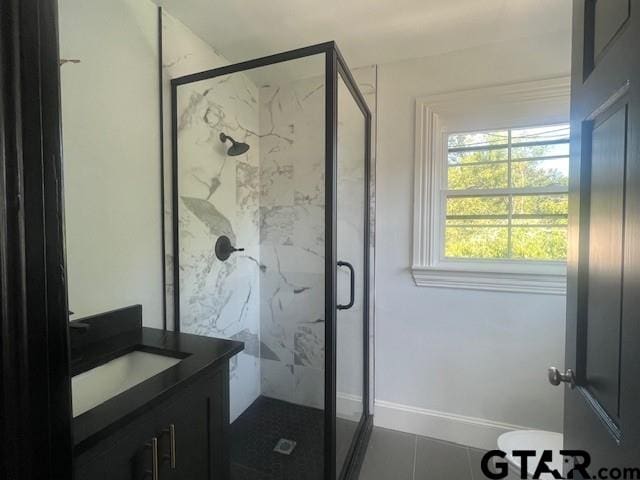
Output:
[496, 430, 563, 479]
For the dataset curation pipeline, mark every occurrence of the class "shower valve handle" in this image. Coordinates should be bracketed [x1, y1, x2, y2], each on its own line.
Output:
[215, 235, 244, 261]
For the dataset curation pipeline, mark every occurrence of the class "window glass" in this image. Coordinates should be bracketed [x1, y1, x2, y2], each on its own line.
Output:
[444, 124, 569, 261]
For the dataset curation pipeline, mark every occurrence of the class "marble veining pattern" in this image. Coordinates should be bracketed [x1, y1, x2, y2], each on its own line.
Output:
[174, 61, 262, 421]
[163, 20, 378, 417]
[258, 74, 327, 408]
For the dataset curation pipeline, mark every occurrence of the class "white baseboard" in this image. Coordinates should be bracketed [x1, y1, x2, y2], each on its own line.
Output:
[374, 399, 533, 451]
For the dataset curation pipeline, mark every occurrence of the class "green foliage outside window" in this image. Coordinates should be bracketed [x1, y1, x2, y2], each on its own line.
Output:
[444, 126, 569, 261]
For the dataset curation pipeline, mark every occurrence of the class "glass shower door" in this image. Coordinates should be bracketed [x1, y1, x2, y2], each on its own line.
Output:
[335, 71, 368, 478]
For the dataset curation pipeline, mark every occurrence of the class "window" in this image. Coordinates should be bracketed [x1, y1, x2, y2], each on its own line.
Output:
[411, 78, 571, 294]
[444, 124, 569, 262]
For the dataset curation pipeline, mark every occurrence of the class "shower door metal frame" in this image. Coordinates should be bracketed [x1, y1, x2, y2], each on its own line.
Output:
[170, 41, 372, 480]
[329, 47, 374, 480]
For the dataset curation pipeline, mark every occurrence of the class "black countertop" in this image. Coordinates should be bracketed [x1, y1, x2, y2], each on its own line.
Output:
[73, 325, 243, 454]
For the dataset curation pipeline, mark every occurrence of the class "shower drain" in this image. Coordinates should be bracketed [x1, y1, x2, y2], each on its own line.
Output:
[273, 438, 297, 455]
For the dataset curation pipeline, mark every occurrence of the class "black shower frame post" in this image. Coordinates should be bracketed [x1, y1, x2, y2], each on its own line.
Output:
[170, 41, 372, 480]
[325, 45, 339, 480]
[334, 49, 374, 480]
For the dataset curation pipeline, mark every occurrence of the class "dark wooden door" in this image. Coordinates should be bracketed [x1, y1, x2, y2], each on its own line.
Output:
[1, 0, 73, 478]
[563, 0, 640, 475]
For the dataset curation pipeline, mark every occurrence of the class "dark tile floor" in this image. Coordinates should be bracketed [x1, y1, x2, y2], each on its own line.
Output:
[230, 396, 324, 480]
[230, 401, 490, 479]
[359, 427, 491, 480]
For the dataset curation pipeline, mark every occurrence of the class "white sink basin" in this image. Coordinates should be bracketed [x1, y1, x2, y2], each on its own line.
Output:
[72, 350, 182, 417]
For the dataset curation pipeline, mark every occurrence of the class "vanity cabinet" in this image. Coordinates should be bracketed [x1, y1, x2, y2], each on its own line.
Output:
[74, 364, 230, 480]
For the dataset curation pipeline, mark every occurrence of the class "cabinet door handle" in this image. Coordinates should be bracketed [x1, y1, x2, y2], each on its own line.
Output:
[144, 437, 159, 480]
[162, 424, 177, 469]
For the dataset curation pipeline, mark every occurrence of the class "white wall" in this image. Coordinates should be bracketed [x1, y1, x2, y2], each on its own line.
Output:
[60, 0, 164, 326]
[373, 32, 571, 449]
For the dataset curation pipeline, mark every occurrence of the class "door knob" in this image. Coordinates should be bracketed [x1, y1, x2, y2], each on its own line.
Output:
[548, 367, 575, 389]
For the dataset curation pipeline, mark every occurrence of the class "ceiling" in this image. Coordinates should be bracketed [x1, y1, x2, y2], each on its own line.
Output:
[154, 0, 572, 68]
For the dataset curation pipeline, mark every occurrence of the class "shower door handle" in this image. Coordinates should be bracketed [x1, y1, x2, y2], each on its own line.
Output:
[337, 261, 355, 310]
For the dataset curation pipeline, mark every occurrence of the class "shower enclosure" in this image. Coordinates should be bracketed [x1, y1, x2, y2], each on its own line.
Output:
[171, 42, 371, 479]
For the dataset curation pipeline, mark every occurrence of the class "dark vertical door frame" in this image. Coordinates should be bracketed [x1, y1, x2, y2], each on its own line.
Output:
[324, 46, 339, 480]
[0, 0, 73, 478]
[158, 6, 168, 331]
[333, 50, 373, 480]
[170, 80, 179, 333]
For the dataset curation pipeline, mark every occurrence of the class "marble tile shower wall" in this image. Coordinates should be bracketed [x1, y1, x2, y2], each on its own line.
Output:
[258, 76, 327, 409]
[163, 12, 267, 422]
[258, 66, 377, 409]
[164, 10, 378, 417]
[175, 73, 263, 422]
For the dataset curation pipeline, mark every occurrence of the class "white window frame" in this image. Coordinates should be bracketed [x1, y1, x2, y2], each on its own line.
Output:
[411, 77, 571, 295]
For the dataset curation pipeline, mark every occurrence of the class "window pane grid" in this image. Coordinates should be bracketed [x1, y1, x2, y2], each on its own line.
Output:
[448, 138, 568, 153]
[444, 124, 569, 262]
[445, 186, 568, 197]
[511, 125, 570, 143]
[448, 158, 510, 167]
[447, 155, 570, 168]
[446, 225, 568, 229]
[447, 215, 567, 219]
[448, 143, 509, 153]
[511, 155, 570, 163]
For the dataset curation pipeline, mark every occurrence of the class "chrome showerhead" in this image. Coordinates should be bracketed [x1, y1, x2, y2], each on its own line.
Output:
[220, 132, 250, 156]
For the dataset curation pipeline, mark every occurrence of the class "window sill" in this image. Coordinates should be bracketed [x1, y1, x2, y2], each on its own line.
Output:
[411, 263, 567, 295]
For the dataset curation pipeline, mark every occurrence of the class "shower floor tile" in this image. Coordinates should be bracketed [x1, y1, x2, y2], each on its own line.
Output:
[231, 395, 324, 480]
